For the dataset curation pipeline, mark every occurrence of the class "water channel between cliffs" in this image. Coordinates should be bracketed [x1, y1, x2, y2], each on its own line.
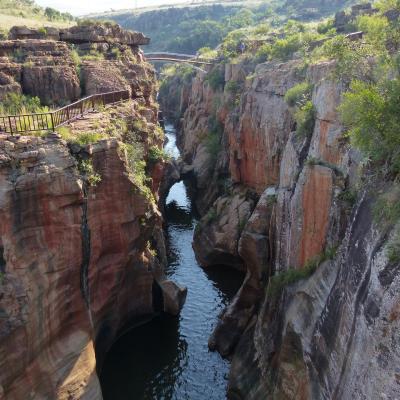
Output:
[100, 123, 244, 399]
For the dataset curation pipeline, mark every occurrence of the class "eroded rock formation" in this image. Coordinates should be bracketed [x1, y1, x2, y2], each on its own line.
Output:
[0, 22, 151, 106]
[166, 53, 400, 399]
[0, 25, 186, 399]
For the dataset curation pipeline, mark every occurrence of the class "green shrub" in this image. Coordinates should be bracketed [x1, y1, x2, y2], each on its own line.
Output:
[386, 228, 400, 263]
[338, 189, 358, 205]
[119, 142, 154, 202]
[37, 26, 47, 35]
[294, 100, 315, 138]
[70, 49, 81, 67]
[205, 67, 225, 90]
[255, 43, 272, 62]
[204, 207, 217, 223]
[148, 145, 170, 164]
[339, 78, 400, 175]
[284, 82, 312, 107]
[372, 186, 400, 224]
[269, 35, 302, 61]
[317, 18, 335, 34]
[79, 159, 101, 186]
[312, 35, 378, 81]
[0, 93, 46, 115]
[13, 48, 26, 62]
[110, 47, 122, 59]
[356, 14, 390, 52]
[238, 218, 247, 233]
[205, 130, 221, 161]
[198, 47, 218, 59]
[225, 80, 240, 94]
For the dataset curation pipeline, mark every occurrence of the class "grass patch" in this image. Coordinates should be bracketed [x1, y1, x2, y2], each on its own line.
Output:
[267, 246, 337, 298]
[57, 127, 105, 146]
[119, 142, 154, 202]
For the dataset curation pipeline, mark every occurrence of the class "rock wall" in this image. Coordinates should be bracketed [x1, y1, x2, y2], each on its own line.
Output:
[0, 29, 186, 399]
[166, 56, 400, 398]
[0, 122, 185, 399]
[0, 23, 152, 106]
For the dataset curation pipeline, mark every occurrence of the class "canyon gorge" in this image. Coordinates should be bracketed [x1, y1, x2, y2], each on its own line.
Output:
[0, 1, 400, 399]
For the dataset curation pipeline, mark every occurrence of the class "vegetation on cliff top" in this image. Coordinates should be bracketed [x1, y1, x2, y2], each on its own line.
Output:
[94, 0, 355, 54]
[0, 0, 74, 31]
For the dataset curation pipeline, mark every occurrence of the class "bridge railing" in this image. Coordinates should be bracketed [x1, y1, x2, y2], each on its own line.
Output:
[0, 89, 130, 135]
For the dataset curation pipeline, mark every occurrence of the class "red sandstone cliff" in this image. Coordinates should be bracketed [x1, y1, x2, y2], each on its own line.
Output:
[0, 24, 186, 399]
[165, 55, 400, 399]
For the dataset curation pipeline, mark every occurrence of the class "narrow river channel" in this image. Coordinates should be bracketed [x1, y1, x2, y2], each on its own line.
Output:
[100, 123, 243, 399]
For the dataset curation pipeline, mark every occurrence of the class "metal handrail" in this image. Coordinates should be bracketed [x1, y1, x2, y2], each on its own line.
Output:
[0, 89, 130, 135]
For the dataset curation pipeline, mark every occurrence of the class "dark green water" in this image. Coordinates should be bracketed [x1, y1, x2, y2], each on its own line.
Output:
[100, 124, 243, 399]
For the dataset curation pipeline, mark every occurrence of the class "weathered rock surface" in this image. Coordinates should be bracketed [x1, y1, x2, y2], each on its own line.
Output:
[169, 52, 400, 399]
[209, 188, 274, 356]
[193, 186, 255, 271]
[9, 23, 150, 46]
[0, 130, 185, 399]
[0, 23, 151, 106]
[229, 190, 400, 399]
[60, 23, 150, 46]
[0, 39, 81, 105]
[0, 53, 183, 399]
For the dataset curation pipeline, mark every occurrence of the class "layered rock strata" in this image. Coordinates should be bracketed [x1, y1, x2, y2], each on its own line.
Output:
[0, 23, 151, 106]
[0, 26, 186, 398]
[166, 55, 400, 398]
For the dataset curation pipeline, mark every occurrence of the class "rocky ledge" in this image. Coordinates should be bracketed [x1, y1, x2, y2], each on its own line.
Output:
[0, 22, 152, 105]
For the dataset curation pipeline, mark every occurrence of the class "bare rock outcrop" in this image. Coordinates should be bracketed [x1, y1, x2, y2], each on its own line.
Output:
[0, 39, 80, 105]
[59, 23, 150, 46]
[193, 186, 255, 271]
[9, 23, 150, 46]
[0, 22, 151, 107]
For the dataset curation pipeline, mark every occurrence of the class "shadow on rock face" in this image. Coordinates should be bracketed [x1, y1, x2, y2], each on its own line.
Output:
[100, 314, 187, 400]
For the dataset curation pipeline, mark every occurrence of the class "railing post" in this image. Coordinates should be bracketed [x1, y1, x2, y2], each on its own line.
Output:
[80, 101, 83, 117]
[50, 113, 55, 131]
[8, 116, 13, 135]
[66, 107, 70, 122]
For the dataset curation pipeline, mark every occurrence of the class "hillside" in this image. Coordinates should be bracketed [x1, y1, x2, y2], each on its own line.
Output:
[90, 0, 356, 53]
[0, 0, 75, 32]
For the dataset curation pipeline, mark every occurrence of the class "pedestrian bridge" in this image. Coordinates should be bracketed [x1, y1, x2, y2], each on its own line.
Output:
[144, 52, 214, 66]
